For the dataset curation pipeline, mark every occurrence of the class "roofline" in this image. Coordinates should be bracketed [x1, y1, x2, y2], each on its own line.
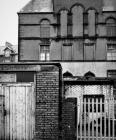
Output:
[17, 12, 54, 14]
[0, 62, 61, 68]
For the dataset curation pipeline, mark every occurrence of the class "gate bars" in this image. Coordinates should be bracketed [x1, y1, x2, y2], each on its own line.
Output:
[77, 97, 116, 140]
[64, 84, 116, 140]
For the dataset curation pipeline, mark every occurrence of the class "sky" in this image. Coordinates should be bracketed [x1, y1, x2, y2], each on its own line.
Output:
[0, 0, 30, 46]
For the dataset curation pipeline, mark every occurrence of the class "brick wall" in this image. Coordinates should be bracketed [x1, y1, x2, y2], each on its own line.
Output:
[62, 98, 77, 140]
[35, 65, 61, 140]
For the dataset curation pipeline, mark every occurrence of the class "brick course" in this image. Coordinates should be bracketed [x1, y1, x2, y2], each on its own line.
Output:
[35, 66, 60, 140]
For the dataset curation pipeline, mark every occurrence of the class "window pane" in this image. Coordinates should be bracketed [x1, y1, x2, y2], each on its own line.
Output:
[40, 45, 50, 61]
[40, 53, 45, 60]
[46, 53, 50, 60]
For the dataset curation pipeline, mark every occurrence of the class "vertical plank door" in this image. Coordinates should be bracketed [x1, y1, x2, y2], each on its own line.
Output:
[3, 83, 35, 140]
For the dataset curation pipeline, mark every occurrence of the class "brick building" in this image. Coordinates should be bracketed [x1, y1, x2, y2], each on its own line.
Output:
[18, 0, 116, 76]
[18, 0, 116, 139]
[0, 0, 116, 140]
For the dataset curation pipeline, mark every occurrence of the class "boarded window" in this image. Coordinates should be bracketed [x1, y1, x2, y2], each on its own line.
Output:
[17, 72, 34, 82]
[72, 5, 83, 36]
[62, 44, 72, 60]
[84, 39, 95, 60]
[106, 18, 116, 36]
[88, 9, 96, 36]
[40, 45, 50, 61]
[60, 10, 68, 36]
[40, 20, 50, 38]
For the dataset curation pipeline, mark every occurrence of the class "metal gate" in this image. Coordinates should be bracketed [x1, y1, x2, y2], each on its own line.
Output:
[0, 83, 35, 140]
[65, 84, 116, 140]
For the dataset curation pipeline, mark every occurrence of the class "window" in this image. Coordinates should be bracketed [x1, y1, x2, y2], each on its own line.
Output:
[40, 20, 50, 38]
[4, 49, 11, 57]
[40, 45, 50, 61]
[84, 39, 95, 60]
[62, 44, 72, 60]
[84, 13, 88, 24]
[67, 13, 72, 36]
[106, 18, 116, 36]
[107, 39, 116, 60]
[83, 95, 104, 112]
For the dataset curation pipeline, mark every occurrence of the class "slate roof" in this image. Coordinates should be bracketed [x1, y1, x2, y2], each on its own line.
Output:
[19, 0, 53, 13]
[19, 0, 116, 13]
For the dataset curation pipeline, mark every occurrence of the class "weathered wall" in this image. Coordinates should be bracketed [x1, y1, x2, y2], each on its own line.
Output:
[62, 98, 77, 140]
[61, 62, 116, 77]
[35, 65, 60, 140]
[0, 64, 61, 140]
[18, 6, 116, 61]
[19, 40, 40, 60]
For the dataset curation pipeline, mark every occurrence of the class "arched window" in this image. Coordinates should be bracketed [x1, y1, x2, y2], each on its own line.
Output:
[60, 10, 68, 36]
[71, 5, 84, 36]
[88, 9, 96, 36]
[106, 18, 116, 36]
[40, 19, 50, 38]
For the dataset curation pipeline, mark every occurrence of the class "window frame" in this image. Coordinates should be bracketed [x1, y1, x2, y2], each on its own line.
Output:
[39, 44, 50, 61]
[62, 43, 73, 61]
[106, 18, 116, 37]
[107, 39, 116, 60]
[40, 20, 50, 38]
[84, 39, 96, 60]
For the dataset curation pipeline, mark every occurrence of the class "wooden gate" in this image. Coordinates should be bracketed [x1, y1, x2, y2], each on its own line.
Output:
[65, 84, 116, 140]
[0, 83, 35, 140]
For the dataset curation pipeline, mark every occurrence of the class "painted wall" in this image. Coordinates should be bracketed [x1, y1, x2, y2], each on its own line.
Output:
[61, 62, 116, 77]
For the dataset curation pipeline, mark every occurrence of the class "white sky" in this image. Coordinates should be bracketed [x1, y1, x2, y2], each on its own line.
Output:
[0, 0, 30, 46]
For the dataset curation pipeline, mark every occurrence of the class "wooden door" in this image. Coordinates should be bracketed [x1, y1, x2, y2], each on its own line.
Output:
[0, 83, 35, 140]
